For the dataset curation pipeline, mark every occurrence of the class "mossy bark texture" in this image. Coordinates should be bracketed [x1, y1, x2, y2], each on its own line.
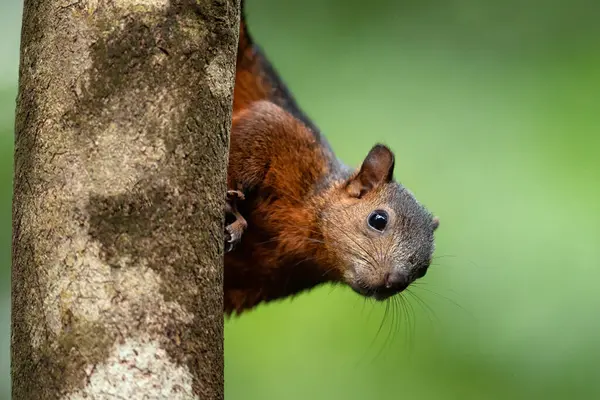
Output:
[12, 1, 240, 399]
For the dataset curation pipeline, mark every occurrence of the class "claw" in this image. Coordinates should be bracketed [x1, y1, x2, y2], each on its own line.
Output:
[227, 189, 245, 202]
[224, 190, 247, 253]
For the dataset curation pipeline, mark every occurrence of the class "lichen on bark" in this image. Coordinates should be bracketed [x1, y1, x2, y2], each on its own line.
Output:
[12, 0, 240, 399]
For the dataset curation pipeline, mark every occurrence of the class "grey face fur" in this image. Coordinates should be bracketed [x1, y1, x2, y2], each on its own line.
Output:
[320, 144, 437, 300]
[342, 183, 436, 300]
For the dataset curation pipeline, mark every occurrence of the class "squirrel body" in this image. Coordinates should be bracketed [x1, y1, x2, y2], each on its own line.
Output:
[224, 4, 438, 315]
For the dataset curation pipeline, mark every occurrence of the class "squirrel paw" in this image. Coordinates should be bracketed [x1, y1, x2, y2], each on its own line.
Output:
[226, 189, 245, 203]
[225, 190, 247, 253]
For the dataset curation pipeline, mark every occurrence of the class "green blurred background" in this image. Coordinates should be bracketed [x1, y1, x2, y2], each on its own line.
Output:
[1, 0, 599, 398]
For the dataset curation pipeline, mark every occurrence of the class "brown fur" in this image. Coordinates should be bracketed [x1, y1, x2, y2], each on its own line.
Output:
[225, 101, 344, 314]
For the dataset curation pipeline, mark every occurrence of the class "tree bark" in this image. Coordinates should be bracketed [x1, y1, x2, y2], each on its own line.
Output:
[12, 1, 239, 399]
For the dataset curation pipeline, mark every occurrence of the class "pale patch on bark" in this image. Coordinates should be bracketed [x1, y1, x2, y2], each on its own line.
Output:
[64, 336, 198, 400]
[206, 54, 235, 98]
[114, 0, 169, 6]
[35, 233, 195, 349]
[88, 123, 167, 196]
[85, 0, 170, 12]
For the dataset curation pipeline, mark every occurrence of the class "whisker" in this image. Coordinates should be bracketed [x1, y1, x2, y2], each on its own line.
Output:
[397, 295, 411, 356]
[433, 254, 458, 260]
[391, 297, 401, 358]
[412, 286, 467, 311]
[406, 288, 441, 331]
[372, 299, 393, 363]
[360, 298, 389, 366]
[404, 293, 417, 357]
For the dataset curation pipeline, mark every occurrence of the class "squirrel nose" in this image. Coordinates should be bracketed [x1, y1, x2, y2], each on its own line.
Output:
[384, 269, 410, 291]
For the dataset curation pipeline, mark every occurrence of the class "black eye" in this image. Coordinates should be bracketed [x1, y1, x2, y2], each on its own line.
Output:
[367, 210, 389, 232]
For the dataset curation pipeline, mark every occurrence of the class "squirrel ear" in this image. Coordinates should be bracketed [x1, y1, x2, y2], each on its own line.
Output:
[346, 144, 395, 198]
[432, 216, 440, 231]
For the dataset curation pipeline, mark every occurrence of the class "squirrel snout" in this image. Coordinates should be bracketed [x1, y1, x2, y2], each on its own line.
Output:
[384, 269, 410, 291]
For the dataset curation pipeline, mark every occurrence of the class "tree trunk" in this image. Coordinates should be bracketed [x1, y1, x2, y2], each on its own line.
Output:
[12, 1, 239, 399]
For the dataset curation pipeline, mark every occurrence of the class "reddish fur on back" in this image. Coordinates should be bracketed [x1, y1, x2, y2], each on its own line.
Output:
[225, 101, 341, 314]
[225, 5, 359, 314]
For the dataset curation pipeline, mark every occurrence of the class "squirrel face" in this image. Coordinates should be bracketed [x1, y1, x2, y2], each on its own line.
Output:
[320, 145, 438, 300]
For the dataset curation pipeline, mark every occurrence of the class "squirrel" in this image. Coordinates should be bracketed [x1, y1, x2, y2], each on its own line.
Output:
[224, 2, 439, 315]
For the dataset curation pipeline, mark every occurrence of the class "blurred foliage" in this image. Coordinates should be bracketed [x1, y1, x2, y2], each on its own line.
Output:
[2, 0, 600, 399]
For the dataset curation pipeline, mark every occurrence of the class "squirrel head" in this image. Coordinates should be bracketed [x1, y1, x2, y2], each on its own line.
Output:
[319, 144, 439, 300]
